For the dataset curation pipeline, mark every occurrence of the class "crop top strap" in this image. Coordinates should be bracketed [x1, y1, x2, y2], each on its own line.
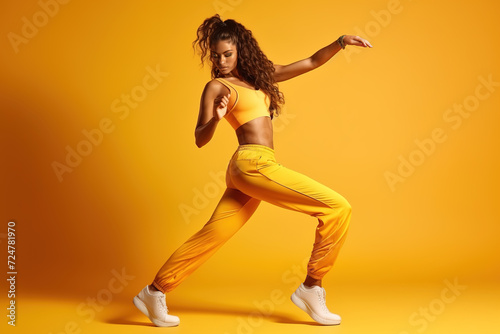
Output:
[215, 77, 238, 96]
[214, 78, 239, 112]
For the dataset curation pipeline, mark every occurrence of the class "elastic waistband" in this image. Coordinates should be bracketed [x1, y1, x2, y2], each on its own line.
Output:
[235, 144, 275, 158]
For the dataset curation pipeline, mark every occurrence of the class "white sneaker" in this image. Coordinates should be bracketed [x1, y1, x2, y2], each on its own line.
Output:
[133, 285, 180, 327]
[291, 283, 341, 325]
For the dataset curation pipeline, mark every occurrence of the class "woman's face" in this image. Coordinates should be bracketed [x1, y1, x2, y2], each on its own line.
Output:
[210, 39, 238, 77]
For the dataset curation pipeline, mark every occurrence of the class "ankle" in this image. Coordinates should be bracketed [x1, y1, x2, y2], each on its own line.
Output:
[304, 275, 322, 288]
[149, 284, 160, 292]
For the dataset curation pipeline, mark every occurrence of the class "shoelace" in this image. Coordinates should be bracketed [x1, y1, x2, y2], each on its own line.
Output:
[157, 294, 169, 314]
[316, 288, 329, 313]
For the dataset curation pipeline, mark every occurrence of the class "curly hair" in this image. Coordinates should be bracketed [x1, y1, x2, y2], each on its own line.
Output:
[192, 14, 285, 118]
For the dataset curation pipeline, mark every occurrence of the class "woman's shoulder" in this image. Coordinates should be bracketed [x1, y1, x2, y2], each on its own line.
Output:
[204, 78, 227, 89]
[201, 78, 231, 98]
[202, 78, 225, 91]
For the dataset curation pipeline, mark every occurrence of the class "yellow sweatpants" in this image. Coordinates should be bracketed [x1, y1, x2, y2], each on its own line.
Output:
[152, 144, 351, 293]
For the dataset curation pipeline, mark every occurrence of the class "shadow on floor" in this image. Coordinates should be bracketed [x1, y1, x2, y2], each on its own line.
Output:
[104, 300, 321, 327]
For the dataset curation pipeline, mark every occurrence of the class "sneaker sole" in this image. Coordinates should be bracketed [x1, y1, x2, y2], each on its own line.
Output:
[133, 296, 180, 327]
[290, 292, 341, 325]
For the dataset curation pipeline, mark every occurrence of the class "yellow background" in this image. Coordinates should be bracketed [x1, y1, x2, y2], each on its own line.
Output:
[1, 0, 499, 333]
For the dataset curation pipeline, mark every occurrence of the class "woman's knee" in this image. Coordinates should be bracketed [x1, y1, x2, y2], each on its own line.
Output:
[327, 194, 351, 214]
[342, 199, 352, 215]
[324, 197, 352, 221]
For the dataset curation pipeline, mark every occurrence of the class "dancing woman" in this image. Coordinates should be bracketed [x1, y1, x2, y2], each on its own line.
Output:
[133, 14, 372, 327]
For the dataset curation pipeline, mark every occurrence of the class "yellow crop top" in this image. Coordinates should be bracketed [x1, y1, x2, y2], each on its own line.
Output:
[215, 77, 271, 130]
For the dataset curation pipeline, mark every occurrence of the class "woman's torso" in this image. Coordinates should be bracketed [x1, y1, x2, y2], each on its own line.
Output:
[214, 77, 274, 149]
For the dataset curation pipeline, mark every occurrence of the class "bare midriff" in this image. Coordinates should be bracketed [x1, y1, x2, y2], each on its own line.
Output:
[235, 116, 274, 149]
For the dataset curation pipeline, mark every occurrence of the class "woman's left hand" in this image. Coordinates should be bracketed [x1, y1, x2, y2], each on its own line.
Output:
[343, 35, 373, 48]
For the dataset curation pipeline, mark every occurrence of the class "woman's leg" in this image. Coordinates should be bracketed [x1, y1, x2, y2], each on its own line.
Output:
[229, 148, 352, 282]
[228, 145, 351, 325]
[152, 187, 260, 293]
[134, 186, 260, 327]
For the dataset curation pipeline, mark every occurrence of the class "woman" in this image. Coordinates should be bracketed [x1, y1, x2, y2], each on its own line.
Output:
[133, 14, 372, 327]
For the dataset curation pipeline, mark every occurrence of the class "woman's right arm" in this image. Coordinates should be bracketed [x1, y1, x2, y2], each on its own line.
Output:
[194, 81, 230, 148]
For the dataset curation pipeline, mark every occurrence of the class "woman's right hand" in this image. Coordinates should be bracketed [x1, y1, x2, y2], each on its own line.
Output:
[214, 93, 231, 120]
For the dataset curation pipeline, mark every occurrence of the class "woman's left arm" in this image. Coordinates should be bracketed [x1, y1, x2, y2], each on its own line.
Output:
[273, 35, 372, 82]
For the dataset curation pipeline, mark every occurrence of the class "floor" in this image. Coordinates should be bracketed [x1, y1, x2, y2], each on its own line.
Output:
[4, 280, 499, 334]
